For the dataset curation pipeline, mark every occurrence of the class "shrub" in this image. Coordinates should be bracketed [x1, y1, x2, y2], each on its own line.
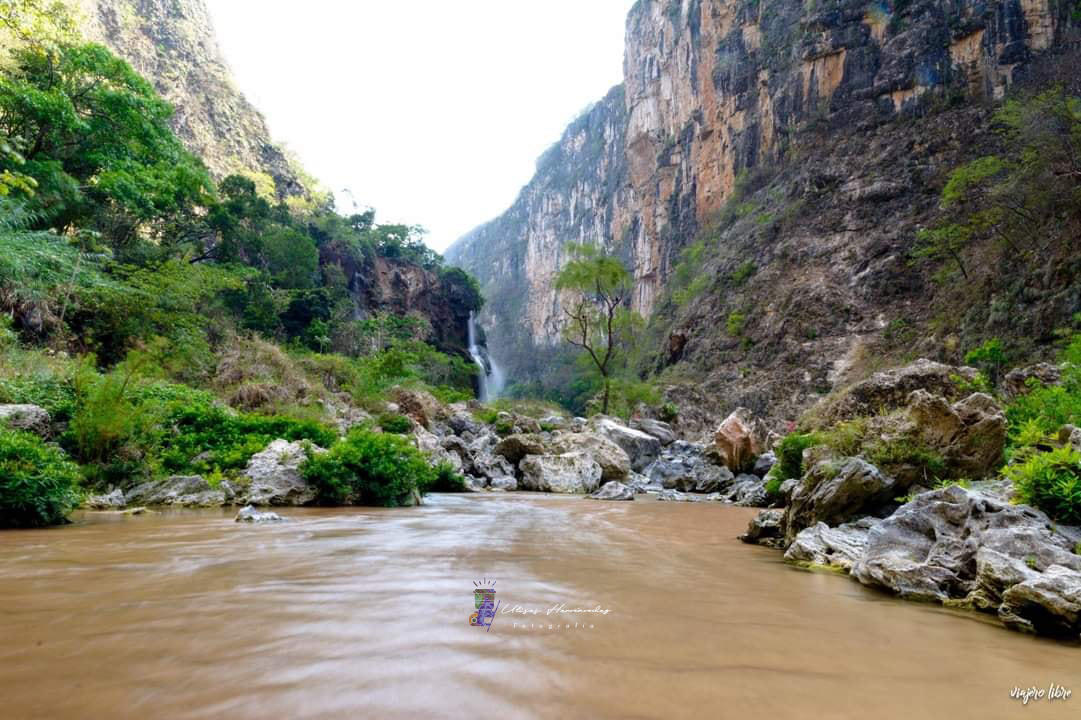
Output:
[659, 402, 679, 422]
[377, 413, 413, 434]
[867, 437, 948, 483]
[730, 260, 757, 286]
[0, 429, 80, 528]
[152, 386, 335, 475]
[726, 311, 746, 337]
[1005, 446, 1081, 525]
[1005, 334, 1080, 443]
[301, 429, 435, 507]
[775, 433, 820, 481]
[425, 462, 467, 493]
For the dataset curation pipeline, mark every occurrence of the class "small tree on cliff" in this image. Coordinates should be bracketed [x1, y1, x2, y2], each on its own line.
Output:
[555, 244, 633, 415]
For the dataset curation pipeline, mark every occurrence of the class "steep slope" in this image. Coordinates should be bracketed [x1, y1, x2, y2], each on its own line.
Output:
[72, 0, 306, 197]
[448, 0, 1081, 422]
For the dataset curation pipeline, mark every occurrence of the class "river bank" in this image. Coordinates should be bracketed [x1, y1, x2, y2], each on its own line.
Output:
[2, 495, 1078, 720]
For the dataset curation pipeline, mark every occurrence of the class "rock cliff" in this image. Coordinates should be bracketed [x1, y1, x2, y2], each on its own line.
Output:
[72, 0, 305, 197]
[447, 0, 1081, 421]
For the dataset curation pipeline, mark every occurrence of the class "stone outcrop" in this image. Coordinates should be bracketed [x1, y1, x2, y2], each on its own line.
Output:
[547, 432, 632, 483]
[519, 453, 603, 494]
[783, 457, 895, 545]
[906, 390, 1007, 479]
[631, 418, 677, 446]
[815, 360, 983, 426]
[851, 485, 1081, 638]
[243, 439, 321, 507]
[589, 481, 635, 501]
[592, 417, 661, 472]
[710, 408, 767, 474]
[0, 404, 51, 437]
[648, 441, 731, 492]
[784, 519, 878, 572]
[125, 475, 232, 507]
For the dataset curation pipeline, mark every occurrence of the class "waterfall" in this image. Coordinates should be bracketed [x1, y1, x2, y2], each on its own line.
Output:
[467, 312, 505, 403]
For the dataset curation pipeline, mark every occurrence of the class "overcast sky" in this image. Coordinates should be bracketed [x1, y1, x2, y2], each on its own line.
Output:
[204, 0, 635, 252]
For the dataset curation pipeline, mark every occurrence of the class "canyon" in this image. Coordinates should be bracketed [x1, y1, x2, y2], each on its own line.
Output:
[447, 0, 1081, 423]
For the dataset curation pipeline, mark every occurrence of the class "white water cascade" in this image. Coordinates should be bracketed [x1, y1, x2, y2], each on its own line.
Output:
[467, 312, 505, 403]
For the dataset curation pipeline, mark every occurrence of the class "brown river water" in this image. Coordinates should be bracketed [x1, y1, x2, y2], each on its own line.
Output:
[0, 494, 1077, 720]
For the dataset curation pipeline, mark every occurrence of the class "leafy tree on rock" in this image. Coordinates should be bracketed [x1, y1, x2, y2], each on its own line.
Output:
[555, 243, 635, 415]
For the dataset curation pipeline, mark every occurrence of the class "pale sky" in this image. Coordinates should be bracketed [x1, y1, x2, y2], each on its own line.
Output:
[204, 0, 636, 252]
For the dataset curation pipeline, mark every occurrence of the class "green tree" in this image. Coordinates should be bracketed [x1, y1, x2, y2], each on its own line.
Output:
[555, 244, 634, 415]
[0, 40, 213, 250]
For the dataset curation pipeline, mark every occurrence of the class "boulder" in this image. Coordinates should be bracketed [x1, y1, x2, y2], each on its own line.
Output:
[710, 408, 767, 474]
[627, 473, 663, 494]
[657, 489, 707, 503]
[722, 474, 770, 507]
[125, 476, 227, 507]
[1004, 362, 1061, 398]
[631, 418, 677, 446]
[547, 432, 631, 483]
[235, 505, 285, 523]
[783, 458, 895, 545]
[243, 439, 320, 506]
[819, 358, 981, 424]
[83, 488, 126, 510]
[0, 404, 51, 437]
[784, 519, 878, 571]
[907, 390, 1006, 479]
[1060, 425, 1081, 453]
[740, 509, 785, 546]
[391, 387, 444, 429]
[852, 486, 1081, 605]
[440, 436, 474, 473]
[492, 434, 547, 464]
[753, 452, 777, 479]
[593, 417, 662, 472]
[539, 415, 568, 430]
[648, 441, 732, 492]
[999, 566, 1081, 639]
[471, 452, 516, 486]
[489, 476, 518, 491]
[589, 481, 635, 501]
[448, 410, 485, 438]
[519, 453, 603, 494]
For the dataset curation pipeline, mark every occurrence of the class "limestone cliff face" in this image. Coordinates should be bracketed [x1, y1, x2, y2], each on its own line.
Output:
[73, 0, 305, 197]
[448, 0, 1078, 409]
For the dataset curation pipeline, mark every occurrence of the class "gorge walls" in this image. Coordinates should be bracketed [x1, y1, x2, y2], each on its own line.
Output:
[447, 0, 1079, 417]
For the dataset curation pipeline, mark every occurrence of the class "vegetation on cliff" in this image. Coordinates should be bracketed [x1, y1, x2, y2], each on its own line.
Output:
[0, 2, 482, 523]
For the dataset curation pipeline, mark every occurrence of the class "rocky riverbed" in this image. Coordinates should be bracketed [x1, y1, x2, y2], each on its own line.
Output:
[66, 358, 1081, 643]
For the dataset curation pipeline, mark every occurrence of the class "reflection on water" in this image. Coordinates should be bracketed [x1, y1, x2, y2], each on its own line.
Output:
[0, 495, 1077, 719]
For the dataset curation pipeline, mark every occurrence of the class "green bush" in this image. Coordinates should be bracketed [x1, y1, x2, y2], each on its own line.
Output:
[425, 462, 467, 493]
[1005, 446, 1081, 525]
[152, 386, 336, 475]
[1005, 334, 1080, 444]
[377, 413, 413, 434]
[301, 429, 434, 507]
[0, 429, 80, 528]
[775, 432, 820, 481]
[726, 311, 747, 337]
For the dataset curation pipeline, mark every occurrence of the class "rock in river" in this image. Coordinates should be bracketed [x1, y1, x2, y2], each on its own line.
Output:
[243, 439, 321, 506]
[589, 481, 635, 501]
[519, 452, 603, 494]
[783, 457, 895, 545]
[235, 505, 285, 523]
